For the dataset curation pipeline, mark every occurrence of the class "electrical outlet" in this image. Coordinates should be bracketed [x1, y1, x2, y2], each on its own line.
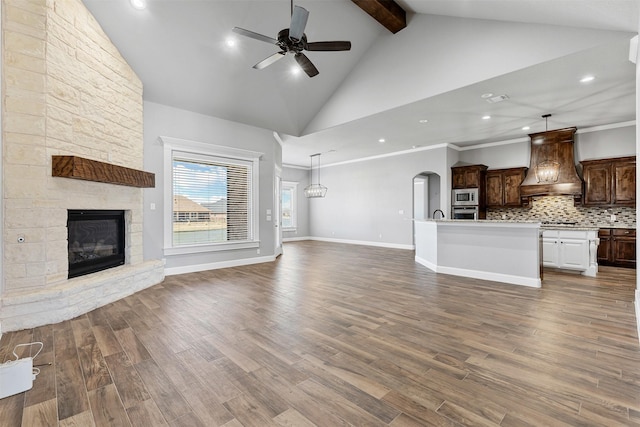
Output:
[610, 214, 616, 222]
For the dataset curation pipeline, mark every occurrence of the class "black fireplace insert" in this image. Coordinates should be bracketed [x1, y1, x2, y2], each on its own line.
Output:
[67, 210, 125, 278]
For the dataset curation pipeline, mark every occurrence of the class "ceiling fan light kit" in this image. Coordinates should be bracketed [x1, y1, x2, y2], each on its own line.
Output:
[232, 1, 351, 77]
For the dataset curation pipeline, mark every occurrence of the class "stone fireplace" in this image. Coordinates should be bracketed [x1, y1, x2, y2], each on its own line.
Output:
[0, 0, 164, 332]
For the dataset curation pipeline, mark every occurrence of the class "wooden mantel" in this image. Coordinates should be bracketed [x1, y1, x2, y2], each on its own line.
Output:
[52, 155, 155, 188]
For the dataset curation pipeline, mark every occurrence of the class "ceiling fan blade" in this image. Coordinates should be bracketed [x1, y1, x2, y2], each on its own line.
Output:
[253, 52, 286, 70]
[289, 5, 309, 41]
[232, 27, 278, 45]
[294, 53, 319, 77]
[306, 41, 352, 51]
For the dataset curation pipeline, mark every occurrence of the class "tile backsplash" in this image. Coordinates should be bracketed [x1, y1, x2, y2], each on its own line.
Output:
[487, 195, 636, 228]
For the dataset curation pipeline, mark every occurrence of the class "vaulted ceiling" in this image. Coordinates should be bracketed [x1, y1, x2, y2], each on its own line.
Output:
[83, 0, 639, 166]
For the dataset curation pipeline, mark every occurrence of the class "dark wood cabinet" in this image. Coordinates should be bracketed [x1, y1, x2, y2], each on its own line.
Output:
[582, 156, 636, 207]
[598, 228, 636, 268]
[452, 164, 487, 189]
[486, 167, 527, 207]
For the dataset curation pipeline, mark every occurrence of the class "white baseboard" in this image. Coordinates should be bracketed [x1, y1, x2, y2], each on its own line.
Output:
[308, 236, 414, 250]
[283, 236, 311, 242]
[636, 290, 640, 345]
[416, 256, 541, 288]
[164, 255, 276, 276]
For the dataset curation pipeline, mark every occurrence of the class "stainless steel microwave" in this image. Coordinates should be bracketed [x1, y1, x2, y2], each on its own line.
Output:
[452, 188, 479, 206]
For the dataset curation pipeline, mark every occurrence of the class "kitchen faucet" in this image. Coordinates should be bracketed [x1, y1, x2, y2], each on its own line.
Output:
[433, 209, 445, 219]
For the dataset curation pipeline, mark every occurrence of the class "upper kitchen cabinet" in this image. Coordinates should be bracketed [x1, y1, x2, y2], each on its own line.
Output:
[581, 156, 636, 207]
[452, 164, 488, 189]
[486, 167, 527, 207]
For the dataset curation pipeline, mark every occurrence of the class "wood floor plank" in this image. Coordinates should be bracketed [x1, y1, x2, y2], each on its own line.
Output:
[0, 392, 25, 427]
[56, 358, 90, 421]
[125, 399, 168, 427]
[222, 394, 277, 427]
[112, 328, 151, 365]
[58, 410, 96, 427]
[133, 358, 192, 422]
[273, 408, 317, 427]
[103, 352, 151, 408]
[87, 384, 130, 427]
[78, 343, 112, 391]
[1, 241, 638, 426]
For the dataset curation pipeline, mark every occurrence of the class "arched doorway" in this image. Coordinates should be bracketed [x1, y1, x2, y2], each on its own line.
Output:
[413, 172, 442, 245]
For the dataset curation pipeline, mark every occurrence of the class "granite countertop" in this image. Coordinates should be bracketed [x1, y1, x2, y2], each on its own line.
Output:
[419, 218, 635, 230]
[540, 225, 600, 231]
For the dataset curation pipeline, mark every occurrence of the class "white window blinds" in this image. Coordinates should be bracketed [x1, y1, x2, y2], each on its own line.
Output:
[172, 156, 253, 246]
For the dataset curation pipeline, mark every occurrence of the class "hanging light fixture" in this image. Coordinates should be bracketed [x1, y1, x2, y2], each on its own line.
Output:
[534, 114, 560, 183]
[304, 153, 327, 198]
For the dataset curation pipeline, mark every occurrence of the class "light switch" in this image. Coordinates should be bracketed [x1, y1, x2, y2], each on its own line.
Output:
[266, 215, 272, 221]
[266, 209, 272, 215]
[150, 203, 156, 210]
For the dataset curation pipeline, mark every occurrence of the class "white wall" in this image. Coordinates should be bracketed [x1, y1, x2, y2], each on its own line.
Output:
[282, 166, 310, 239]
[576, 125, 636, 160]
[459, 124, 636, 169]
[142, 101, 281, 271]
[309, 146, 456, 247]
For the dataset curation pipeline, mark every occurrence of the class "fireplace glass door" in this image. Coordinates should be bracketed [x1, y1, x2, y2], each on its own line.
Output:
[67, 210, 125, 278]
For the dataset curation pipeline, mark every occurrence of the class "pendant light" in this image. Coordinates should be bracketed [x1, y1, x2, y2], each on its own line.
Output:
[304, 153, 327, 198]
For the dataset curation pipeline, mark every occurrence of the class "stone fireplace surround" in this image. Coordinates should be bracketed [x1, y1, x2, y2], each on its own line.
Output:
[0, 0, 164, 332]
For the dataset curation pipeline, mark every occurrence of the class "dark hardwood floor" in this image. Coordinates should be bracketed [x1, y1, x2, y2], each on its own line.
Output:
[1, 240, 639, 426]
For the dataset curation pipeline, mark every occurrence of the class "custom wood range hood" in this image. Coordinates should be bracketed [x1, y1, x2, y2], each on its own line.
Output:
[519, 127, 583, 204]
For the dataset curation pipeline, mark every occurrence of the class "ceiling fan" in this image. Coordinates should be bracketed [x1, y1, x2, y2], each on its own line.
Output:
[232, 1, 351, 77]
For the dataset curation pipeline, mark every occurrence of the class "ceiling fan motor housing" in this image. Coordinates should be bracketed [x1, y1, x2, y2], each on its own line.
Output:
[277, 29, 307, 53]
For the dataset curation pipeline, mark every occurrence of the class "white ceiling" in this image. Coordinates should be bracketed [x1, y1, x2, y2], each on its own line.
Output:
[82, 0, 639, 167]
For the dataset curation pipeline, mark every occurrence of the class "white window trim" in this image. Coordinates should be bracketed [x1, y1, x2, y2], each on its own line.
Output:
[160, 136, 262, 256]
[281, 180, 298, 231]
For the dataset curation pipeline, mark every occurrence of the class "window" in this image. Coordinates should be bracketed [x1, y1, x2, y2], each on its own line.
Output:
[161, 136, 261, 255]
[281, 181, 297, 230]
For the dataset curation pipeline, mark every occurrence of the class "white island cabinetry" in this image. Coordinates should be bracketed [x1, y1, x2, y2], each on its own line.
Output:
[414, 220, 541, 288]
[541, 229, 598, 277]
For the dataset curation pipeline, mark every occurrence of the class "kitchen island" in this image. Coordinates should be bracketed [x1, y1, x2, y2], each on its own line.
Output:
[415, 219, 541, 287]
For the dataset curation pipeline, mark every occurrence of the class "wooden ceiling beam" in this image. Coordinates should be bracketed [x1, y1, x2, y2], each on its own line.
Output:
[351, 0, 406, 34]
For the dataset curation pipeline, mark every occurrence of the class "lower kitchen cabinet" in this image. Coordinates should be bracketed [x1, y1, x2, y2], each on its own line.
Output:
[598, 228, 636, 268]
[542, 229, 599, 276]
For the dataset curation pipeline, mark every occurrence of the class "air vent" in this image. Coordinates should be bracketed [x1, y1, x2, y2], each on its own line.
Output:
[485, 94, 509, 104]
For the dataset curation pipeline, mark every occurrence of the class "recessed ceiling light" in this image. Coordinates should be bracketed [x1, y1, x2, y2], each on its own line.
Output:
[580, 75, 595, 83]
[224, 37, 236, 48]
[378, 138, 386, 143]
[481, 93, 494, 99]
[522, 126, 530, 131]
[419, 119, 428, 123]
[130, 0, 146, 10]
[482, 115, 491, 120]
